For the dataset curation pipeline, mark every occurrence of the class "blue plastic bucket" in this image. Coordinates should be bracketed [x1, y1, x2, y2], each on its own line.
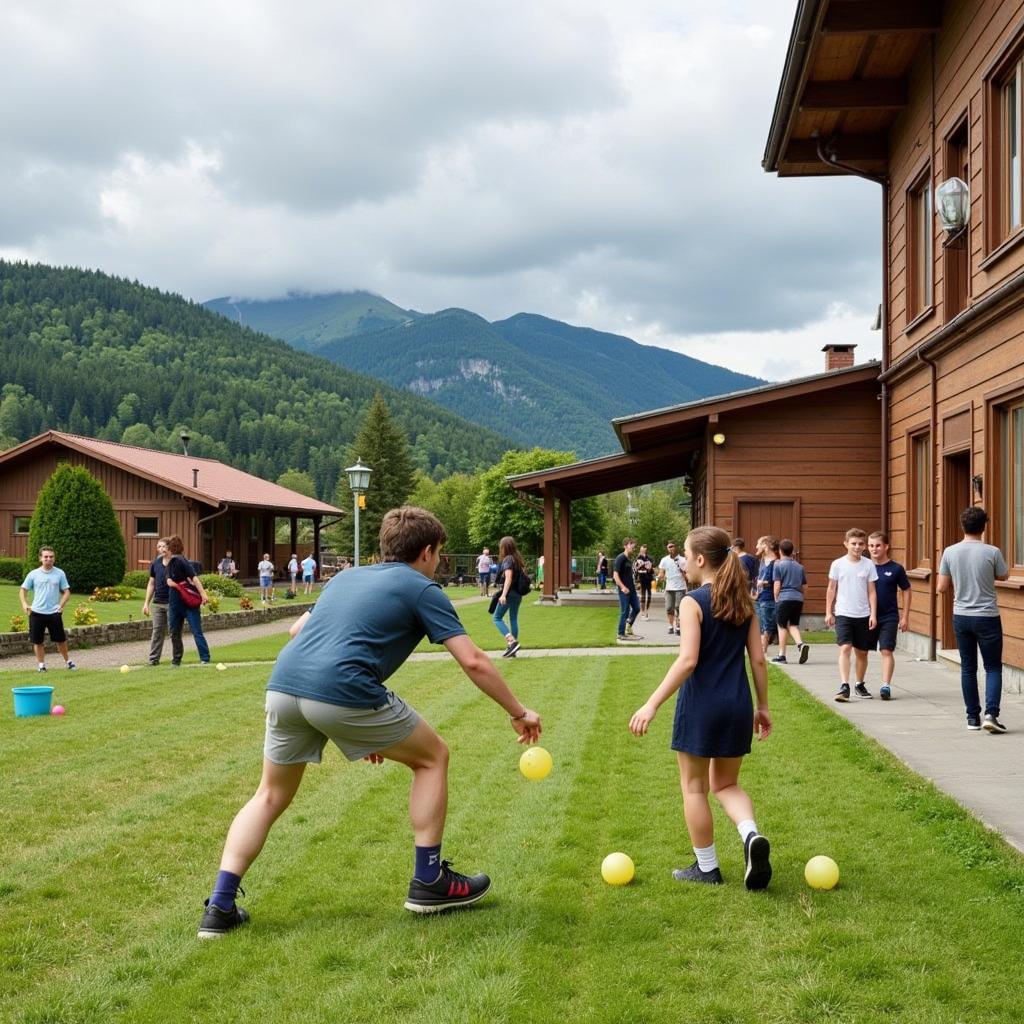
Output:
[12, 685, 54, 717]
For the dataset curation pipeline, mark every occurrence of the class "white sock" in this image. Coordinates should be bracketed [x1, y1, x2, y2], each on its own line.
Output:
[38, 662, 45, 669]
[737, 819, 757, 843]
[693, 843, 718, 872]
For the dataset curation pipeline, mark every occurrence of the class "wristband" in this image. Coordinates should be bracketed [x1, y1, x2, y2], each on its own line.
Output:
[510, 710, 527, 722]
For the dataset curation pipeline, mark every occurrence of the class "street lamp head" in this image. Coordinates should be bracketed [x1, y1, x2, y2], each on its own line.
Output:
[936, 176, 970, 232]
[179, 429, 191, 455]
[346, 457, 372, 494]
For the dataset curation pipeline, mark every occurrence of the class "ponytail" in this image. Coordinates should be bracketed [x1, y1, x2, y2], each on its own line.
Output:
[687, 525, 755, 627]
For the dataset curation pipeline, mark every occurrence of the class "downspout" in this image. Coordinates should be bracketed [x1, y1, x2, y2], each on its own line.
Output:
[195, 501, 229, 569]
[918, 350, 939, 662]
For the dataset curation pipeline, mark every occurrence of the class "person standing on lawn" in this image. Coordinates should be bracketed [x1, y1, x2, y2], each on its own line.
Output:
[634, 543, 656, 620]
[257, 553, 275, 603]
[826, 528, 878, 702]
[867, 531, 911, 701]
[629, 525, 772, 890]
[614, 538, 642, 641]
[287, 553, 300, 593]
[165, 535, 211, 666]
[937, 506, 1009, 732]
[20, 546, 75, 672]
[142, 537, 174, 666]
[218, 551, 238, 578]
[197, 506, 542, 937]
[771, 539, 809, 665]
[596, 550, 609, 591]
[476, 547, 492, 597]
[492, 535, 526, 658]
[658, 540, 688, 636]
[300, 553, 317, 594]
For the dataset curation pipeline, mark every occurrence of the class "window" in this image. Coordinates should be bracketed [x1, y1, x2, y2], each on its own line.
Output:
[907, 171, 933, 320]
[985, 30, 1024, 250]
[910, 431, 932, 565]
[134, 516, 159, 537]
[250, 517, 259, 539]
[13, 515, 30, 535]
[1005, 69, 1022, 235]
[1000, 400, 1024, 566]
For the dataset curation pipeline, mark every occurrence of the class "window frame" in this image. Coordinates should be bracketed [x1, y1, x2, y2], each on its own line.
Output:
[995, 392, 1024, 570]
[906, 166, 934, 323]
[908, 428, 933, 568]
[984, 20, 1024, 255]
[134, 515, 160, 538]
[13, 515, 31, 536]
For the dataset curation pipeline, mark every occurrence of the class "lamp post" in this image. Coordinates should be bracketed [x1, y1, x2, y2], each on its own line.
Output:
[345, 458, 372, 566]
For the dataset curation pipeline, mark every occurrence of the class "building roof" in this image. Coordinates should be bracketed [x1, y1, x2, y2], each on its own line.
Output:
[0, 431, 343, 516]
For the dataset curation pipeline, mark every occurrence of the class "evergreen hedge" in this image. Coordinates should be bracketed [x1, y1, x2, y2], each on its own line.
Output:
[28, 464, 126, 591]
[0, 557, 25, 583]
[199, 573, 243, 598]
[122, 570, 151, 590]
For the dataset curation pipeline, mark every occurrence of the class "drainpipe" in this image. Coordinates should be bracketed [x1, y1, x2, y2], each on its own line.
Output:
[195, 501, 229, 571]
[918, 350, 939, 661]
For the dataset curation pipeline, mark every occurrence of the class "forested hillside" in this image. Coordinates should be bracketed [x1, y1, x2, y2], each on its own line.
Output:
[0, 263, 509, 498]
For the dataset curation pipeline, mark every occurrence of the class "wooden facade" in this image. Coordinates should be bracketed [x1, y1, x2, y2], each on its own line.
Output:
[765, 0, 1024, 675]
[0, 433, 342, 580]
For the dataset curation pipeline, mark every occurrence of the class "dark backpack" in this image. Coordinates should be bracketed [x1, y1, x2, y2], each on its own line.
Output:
[515, 568, 532, 596]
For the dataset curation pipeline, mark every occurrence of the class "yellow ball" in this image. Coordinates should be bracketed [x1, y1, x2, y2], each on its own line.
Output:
[216, 663, 227, 671]
[601, 852, 635, 886]
[519, 746, 553, 780]
[805, 855, 840, 890]
[119, 665, 130, 674]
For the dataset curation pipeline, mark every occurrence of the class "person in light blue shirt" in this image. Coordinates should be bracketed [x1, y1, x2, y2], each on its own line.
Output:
[300, 554, 317, 594]
[20, 546, 75, 671]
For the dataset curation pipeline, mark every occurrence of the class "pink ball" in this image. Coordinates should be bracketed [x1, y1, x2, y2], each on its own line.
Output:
[51, 705, 66, 716]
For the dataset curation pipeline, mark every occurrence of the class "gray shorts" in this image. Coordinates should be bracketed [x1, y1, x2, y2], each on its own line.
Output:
[264, 690, 420, 764]
[665, 589, 686, 614]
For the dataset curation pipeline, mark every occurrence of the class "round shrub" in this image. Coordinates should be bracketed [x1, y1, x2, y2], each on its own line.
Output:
[122, 570, 150, 590]
[199, 573, 243, 598]
[0, 557, 25, 583]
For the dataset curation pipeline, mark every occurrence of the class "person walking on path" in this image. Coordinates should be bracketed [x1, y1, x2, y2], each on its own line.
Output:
[771, 539, 809, 665]
[867, 531, 911, 701]
[658, 540, 688, 636]
[628, 525, 772, 890]
[492, 536, 526, 658]
[732, 538, 759, 596]
[754, 536, 779, 657]
[938, 506, 1009, 733]
[826, 528, 878, 703]
[166, 535, 211, 666]
[300, 553, 317, 594]
[614, 538, 642, 641]
[142, 538, 174, 666]
[257, 553, 275, 604]
[476, 548, 493, 597]
[218, 551, 238, 578]
[596, 550, 609, 591]
[635, 543, 656, 620]
[20, 546, 75, 672]
[197, 506, 542, 938]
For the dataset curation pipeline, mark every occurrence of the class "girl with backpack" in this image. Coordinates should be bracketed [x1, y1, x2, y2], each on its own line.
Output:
[493, 535, 528, 658]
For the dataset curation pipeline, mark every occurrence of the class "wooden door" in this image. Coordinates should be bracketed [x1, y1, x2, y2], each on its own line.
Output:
[942, 452, 972, 647]
[735, 500, 799, 553]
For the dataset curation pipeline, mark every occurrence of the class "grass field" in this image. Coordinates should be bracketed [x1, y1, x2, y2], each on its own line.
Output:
[2, 655, 1023, 1024]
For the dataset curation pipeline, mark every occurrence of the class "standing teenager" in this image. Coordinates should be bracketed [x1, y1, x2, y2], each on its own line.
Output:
[596, 550, 609, 592]
[197, 507, 541, 937]
[825, 528, 878, 702]
[614, 538, 642, 641]
[867, 531, 911, 701]
[492, 535, 526, 658]
[629, 526, 772, 890]
[754, 536, 779, 656]
[634, 543, 655, 620]
[658, 540, 688, 636]
[20, 546, 75, 671]
[166, 535, 211, 665]
[772, 539, 809, 665]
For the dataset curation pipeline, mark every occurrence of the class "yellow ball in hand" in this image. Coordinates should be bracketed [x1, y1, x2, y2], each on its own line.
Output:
[805, 855, 840, 890]
[601, 852, 635, 886]
[519, 746, 553, 780]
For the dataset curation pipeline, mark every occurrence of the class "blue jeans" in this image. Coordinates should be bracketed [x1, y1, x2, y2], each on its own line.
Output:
[493, 590, 522, 639]
[168, 597, 211, 664]
[618, 588, 640, 635]
[952, 614, 1003, 718]
[598, 571, 607, 590]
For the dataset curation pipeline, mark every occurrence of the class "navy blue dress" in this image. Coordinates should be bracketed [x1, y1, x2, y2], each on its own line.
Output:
[671, 584, 754, 758]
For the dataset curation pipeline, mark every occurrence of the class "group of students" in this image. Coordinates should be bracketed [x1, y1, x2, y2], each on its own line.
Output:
[220, 550, 318, 600]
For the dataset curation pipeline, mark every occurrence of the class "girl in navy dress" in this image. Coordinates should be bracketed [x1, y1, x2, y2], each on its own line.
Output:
[630, 525, 773, 889]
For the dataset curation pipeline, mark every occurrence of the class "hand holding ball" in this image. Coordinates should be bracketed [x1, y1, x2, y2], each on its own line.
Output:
[805, 855, 840, 890]
[519, 746, 552, 780]
[601, 852, 635, 886]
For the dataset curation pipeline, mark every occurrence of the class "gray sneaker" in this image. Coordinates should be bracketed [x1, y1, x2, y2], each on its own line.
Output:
[672, 861, 723, 885]
[983, 714, 1008, 734]
[854, 683, 873, 700]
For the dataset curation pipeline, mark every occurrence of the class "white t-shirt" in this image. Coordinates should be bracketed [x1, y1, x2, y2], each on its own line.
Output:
[828, 556, 878, 618]
[288, 558, 299, 574]
[257, 560, 275, 577]
[477, 554, 492, 573]
[658, 554, 688, 591]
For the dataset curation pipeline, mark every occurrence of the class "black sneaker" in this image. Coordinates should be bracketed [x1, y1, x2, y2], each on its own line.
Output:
[197, 899, 250, 939]
[771, 655, 787, 663]
[798, 643, 810, 665]
[834, 684, 850, 703]
[502, 640, 520, 658]
[743, 833, 772, 891]
[672, 861, 723, 885]
[983, 714, 1008, 734]
[967, 716, 982, 731]
[404, 860, 491, 914]
[854, 683, 873, 700]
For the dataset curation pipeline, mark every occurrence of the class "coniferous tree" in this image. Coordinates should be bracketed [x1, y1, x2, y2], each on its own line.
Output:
[28, 463, 126, 590]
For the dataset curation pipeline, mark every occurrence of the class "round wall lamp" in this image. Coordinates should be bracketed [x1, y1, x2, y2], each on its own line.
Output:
[712, 432, 726, 446]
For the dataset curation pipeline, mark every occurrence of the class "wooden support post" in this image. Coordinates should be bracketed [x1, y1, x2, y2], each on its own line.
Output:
[313, 516, 322, 579]
[558, 496, 572, 592]
[289, 516, 298, 556]
[542, 489, 556, 602]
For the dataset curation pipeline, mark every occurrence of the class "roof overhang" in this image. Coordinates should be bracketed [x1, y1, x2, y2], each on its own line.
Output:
[763, 0, 941, 178]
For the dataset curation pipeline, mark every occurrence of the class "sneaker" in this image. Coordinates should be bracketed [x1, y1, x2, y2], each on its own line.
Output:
[743, 833, 772, 891]
[617, 634, 636, 641]
[834, 683, 850, 703]
[66, 661, 77, 670]
[667, 627, 675, 635]
[671, 861, 723, 885]
[854, 683, 873, 700]
[674, 628, 680, 636]
[967, 716, 982, 731]
[880, 685, 891, 701]
[629, 632, 644, 640]
[404, 860, 491, 914]
[643, 613, 650, 620]
[502, 640, 520, 658]
[624, 624, 634, 636]
[36, 665, 47, 673]
[197, 899, 250, 939]
[798, 643, 810, 665]
[771, 655, 787, 664]
[983, 714, 1008, 734]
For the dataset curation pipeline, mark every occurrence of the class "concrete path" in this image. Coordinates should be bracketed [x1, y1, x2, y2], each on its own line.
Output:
[778, 647, 1024, 853]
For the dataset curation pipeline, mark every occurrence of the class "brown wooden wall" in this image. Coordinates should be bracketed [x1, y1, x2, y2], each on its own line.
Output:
[694, 380, 881, 614]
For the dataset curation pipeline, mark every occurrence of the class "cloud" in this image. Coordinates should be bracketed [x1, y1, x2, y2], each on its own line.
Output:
[0, 0, 881, 374]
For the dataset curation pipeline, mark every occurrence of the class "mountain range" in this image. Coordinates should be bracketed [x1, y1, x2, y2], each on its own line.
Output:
[205, 291, 763, 458]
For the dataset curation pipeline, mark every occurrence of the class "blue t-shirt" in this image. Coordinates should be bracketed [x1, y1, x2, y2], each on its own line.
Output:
[756, 560, 776, 603]
[300, 556, 316, 577]
[267, 561, 467, 708]
[873, 560, 910, 619]
[739, 553, 759, 591]
[21, 567, 70, 614]
[149, 557, 171, 603]
[773, 558, 807, 603]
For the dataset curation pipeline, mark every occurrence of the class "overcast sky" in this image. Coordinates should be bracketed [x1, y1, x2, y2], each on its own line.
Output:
[0, 1, 881, 380]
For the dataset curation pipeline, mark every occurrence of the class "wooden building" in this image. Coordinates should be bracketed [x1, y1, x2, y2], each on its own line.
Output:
[0, 432, 342, 577]
[510, 355, 881, 618]
[764, 0, 1024, 679]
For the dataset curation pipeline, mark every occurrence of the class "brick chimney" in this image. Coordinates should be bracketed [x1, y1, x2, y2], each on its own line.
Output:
[822, 344, 856, 372]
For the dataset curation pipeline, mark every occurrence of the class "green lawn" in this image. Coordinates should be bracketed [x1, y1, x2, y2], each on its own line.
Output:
[2, 657, 1022, 1023]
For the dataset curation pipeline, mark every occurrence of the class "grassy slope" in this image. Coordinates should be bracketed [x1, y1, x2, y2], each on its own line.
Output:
[1, 656, 1023, 1023]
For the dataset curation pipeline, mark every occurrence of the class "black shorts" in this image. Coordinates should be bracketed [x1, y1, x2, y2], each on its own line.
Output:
[835, 615, 872, 651]
[776, 600, 803, 628]
[871, 616, 899, 652]
[29, 611, 67, 644]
